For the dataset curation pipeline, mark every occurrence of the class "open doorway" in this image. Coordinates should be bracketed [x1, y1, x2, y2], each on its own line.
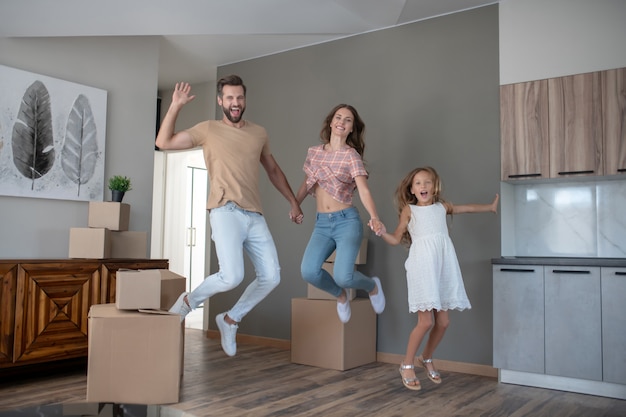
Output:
[151, 149, 210, 330]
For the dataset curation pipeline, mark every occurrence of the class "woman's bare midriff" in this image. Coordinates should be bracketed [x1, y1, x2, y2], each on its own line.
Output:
[314, 186, 351, 213]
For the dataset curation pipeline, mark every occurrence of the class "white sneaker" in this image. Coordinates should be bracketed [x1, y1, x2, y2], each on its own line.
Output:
[370, 277, 386, 314]
[216, 312, 238, 356]
[169, 292, 191, 323]
[337, 297, 351, 323]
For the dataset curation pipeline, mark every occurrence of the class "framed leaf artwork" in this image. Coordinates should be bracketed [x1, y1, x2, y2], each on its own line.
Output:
[0, 64, 108, 202]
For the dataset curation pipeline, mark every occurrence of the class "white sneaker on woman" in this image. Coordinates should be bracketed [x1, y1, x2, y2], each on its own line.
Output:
[369, 277, 386, 314]
[337, 297, 351, 323]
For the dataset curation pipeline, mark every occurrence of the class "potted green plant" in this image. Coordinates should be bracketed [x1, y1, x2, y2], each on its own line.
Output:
[108, 175, 132, 202]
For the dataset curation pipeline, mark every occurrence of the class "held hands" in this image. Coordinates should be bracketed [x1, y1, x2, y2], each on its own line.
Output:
[368, 218, 386, 236]
[289, 206, 304, 224]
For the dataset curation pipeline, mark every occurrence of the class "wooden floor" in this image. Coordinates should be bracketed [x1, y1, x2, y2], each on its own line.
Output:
[1, 329, 625, 417]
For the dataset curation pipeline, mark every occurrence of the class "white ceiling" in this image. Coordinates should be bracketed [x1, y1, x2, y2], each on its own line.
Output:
[0, 0, 498, 90]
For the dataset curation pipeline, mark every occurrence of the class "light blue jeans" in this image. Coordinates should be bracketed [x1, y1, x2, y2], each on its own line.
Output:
[187, 202, 280, 322]
[301, 207, 375, 297]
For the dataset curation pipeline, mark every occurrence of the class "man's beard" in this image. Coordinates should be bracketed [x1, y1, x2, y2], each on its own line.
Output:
[222, 105, 245, 123]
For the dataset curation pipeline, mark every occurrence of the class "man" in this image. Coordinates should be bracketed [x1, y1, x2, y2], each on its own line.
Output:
[156, 75, 303, 356]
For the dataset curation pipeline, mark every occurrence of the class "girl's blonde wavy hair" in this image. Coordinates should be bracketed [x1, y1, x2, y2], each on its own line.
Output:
[394, 166, 446, 246]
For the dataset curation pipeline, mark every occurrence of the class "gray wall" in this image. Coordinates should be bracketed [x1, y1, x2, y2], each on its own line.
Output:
[208, 5, 501, 364]
[0, 36, 160, 258]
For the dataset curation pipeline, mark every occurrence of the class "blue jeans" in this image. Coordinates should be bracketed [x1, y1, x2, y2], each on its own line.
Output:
[187, 202, 280, 322]
[301, 207, 375, 297]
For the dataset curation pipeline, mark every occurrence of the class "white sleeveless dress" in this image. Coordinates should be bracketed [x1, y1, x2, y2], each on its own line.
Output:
[404, 203, 471, 313]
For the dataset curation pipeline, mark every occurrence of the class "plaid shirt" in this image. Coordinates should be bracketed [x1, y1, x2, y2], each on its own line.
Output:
[303, 144, 367, 204]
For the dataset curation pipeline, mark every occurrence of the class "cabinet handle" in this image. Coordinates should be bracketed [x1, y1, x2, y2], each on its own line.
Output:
[557, 170, 594, 175]
[616, 271, 626, 276]
[500, 268, 535, 272]
[551, 269, 590, 274]
[618, 169, 626, 173]
[507, 173, 542, 179]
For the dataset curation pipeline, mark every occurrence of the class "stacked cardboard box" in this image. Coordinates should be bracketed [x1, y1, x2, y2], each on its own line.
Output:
[69, 202, 147, 259]
[87, 269, 187, 404]
[291, 298, 376, 371]
[294, 236, 377, 370]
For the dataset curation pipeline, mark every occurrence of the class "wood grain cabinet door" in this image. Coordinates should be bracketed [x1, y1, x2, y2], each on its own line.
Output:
[0, 263, 18, 366]
[500, 80, 550, 181]
[602, 68, 626, 176]
[548, 72, 603, 178]
[13, 262, 101, 366]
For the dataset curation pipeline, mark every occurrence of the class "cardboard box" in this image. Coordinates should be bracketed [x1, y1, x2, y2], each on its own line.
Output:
[69, 228, 111, 259]
[116, 269, 186, 310]
[307, 262, 356, 300]
[88, 202, 130, 231]
[291, 297, 376, 371]
[87, 304, 183, 405]
[326, 237, 368, 265]
[110, 231, 148, 258]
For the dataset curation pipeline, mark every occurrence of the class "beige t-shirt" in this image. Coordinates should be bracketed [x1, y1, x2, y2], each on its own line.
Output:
[186, 119, 270, 214]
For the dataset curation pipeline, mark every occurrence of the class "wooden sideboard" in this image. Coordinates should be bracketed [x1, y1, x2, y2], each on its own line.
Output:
[0, 258, 168, 369]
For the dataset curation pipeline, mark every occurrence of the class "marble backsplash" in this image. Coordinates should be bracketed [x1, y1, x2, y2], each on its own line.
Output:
[500, 178, 626, 258]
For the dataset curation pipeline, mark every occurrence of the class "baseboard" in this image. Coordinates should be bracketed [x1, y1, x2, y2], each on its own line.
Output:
[207, 329, 292, 350]
[376, 351, 497, 378]
[205, 330, 497, 378]
[500, 369, 626, 400]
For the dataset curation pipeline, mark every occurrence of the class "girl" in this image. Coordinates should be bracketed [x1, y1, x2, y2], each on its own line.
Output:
[296, 104, 385, 323]
[380, 166, 498, 391]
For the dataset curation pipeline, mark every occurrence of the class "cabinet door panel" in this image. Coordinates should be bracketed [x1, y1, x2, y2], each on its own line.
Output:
[545, 266, 601, 380]
[602, 68, 626, 176]
[548, 72, 603, 178]
[0, 264, 18, 366]
[493, 265, 544, 373]
[601, 267, 626, 384]
[500, 81, 550, 180]
[13, 262, 101, 365]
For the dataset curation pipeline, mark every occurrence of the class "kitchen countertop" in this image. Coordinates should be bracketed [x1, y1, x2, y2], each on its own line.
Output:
[492, 257, 626, 267]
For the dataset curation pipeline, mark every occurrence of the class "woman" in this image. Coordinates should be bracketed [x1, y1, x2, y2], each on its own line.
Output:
[296, 104, 386, 323]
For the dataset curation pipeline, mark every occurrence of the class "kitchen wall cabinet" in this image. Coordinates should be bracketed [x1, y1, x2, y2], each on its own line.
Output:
[0, 258, 168, 369]
[544, 266, 602, 381]
[500, 80, 550, 180]
[602, 68, 626, 176]
[500, 67, 625, 181]
[601, 267, 626, 385]
[492, 265, 544, 373]
[548, 72, 603, 178]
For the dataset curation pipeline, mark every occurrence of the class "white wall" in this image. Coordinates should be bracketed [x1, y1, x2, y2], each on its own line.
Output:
[498, 0, 626, 259]
[499, 0, 626, 84]
[0, 36, 160, 258]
